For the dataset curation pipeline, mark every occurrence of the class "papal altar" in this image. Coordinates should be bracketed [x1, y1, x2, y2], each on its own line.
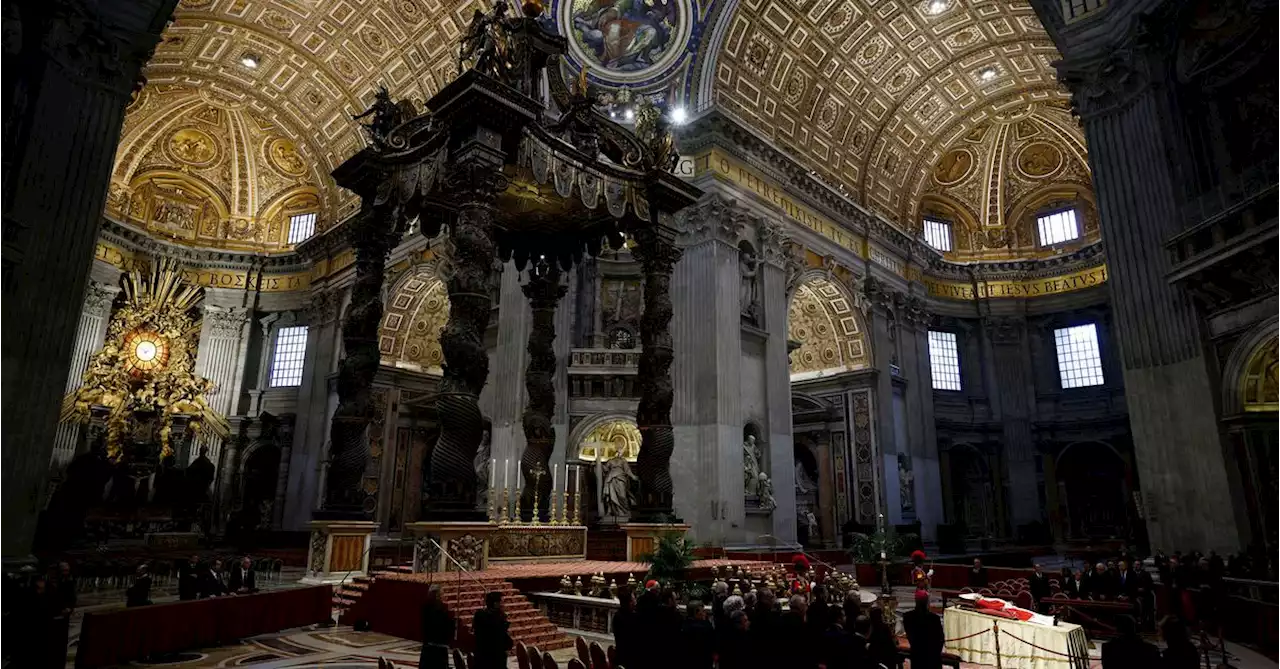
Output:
[943, 606, 1090, 669]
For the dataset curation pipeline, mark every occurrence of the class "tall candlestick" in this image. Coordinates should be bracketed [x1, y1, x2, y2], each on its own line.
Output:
[504, 459, 509, 490]
[489, 458, 496, 490]
[553, 463, 558, 496]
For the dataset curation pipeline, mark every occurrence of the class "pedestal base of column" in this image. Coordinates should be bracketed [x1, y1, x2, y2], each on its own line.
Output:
[407, 521, 497, 573]
[301, 520, 377, 585]
[619, 522, 690, 562]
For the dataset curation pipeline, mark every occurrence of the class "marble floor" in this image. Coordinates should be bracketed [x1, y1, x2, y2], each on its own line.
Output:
[67, 623, 1277, 668]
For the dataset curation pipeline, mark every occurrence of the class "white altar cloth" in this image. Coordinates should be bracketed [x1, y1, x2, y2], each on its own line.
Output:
[943, 606, 1090, 669]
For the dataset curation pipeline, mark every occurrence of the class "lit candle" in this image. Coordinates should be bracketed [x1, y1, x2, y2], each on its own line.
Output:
[504, 459, 509, 490]
[553, 463, 558, 495]
[489, 458, 496, 490]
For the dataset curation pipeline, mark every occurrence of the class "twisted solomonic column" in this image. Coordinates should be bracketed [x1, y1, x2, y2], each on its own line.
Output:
[519, 265, 566, 522]
[321, 206, 399, 518]
[426, 164, 502, 521]
[633, 232, 682, 521]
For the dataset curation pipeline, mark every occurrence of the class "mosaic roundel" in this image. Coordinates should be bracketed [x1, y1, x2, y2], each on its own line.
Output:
[1016, 142, 1064, 179]
[560, 0, 693, 84]
[267, 138, 308, 177]
[933, 148, 974, 186]
[166, 127, 219, 168]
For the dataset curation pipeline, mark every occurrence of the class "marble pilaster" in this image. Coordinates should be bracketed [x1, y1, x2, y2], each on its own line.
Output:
[670, 197, 745, 543]
[193, 298, 253, 465]
[1, 0, 170, 560]
[50, 278, 121, 471]
[759, 221, 796, 544]
[986, 316, 1041, 528]
[283, 289, 343, 530]
[901, 305, 943, 544]
[1061, 50, 1242, 553]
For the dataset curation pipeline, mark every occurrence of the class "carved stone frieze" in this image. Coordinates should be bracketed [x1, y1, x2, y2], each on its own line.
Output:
[861, 274, 896, 315]
[757, 218, 786, 267]
[897, 294, 932, 330]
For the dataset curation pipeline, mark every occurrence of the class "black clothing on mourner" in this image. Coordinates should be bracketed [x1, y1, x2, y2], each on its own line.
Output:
[718, 626, 755, 669]
[472, 606, 512, 669]
[1162, 642, 1201, 669]
[126, 574, 152, 607]
[902, 607, 944, 669]
[201, 566, 228, 597]
[178, 560, 201, 601]
[1029, 571, 1051, 603]
[778, 610, 817, 669]
[867, 619, 898, 669]
[229, 563, 257, 593]
[679, 616, 716, 669]
[612, 606, 640, 669]
[821, 623, 855, 669]
[750, 605, 782, 667]
[1100, 633, 1161, 667]
[417, 598, 454, 669]
[968, 566, 990, 588]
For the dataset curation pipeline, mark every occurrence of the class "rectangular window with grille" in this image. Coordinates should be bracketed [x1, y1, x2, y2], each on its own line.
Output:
[928, 330, 962, 391]
[269, 325, 309, 387]
[1054, 323, 1105, 388]
[288, 212, 317, 244]
[1037, 208, 1080, 246]
[923, 218, 953, 252]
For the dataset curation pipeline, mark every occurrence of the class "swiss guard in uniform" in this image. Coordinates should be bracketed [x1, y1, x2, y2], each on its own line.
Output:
[910, 550, 934, 590]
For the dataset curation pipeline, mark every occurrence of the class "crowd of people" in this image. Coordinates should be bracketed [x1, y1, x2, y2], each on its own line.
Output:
[173, 554, 260, 602]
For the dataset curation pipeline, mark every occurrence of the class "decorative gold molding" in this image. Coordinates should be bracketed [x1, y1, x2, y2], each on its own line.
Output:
[925, 264, 1109, 300]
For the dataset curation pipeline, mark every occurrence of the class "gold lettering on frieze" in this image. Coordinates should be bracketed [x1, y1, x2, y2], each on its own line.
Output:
[925, 264, 1109, 300]
[695, 149, 868, 258]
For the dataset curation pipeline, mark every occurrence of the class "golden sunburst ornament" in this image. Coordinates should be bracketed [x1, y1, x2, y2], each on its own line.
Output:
[60, 259, 229, 460]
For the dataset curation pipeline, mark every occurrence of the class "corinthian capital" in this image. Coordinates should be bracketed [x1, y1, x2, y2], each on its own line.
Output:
[757, 218, 787, 267]
[678, 195, 745, 247]
[204, 306, 251, 339]
[83, 281, 120, 317]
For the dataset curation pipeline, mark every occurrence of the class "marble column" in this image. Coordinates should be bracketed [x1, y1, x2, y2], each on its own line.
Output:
[193, 299, 252, 465]
[986, 316, 1040, 529]
[519, 265, 566, 521]
[1, 0, 171, 560]
[283, 289, 342, 530]
[633, 227, 682, 522]
[758, 220, 796, 543]
[1060, 49, 1241, 552]
[670, 197, 745, 543]
[50, 279, 121, 471]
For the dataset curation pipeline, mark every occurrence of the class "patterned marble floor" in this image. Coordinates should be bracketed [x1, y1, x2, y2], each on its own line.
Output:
[72, 623, 1276, 668]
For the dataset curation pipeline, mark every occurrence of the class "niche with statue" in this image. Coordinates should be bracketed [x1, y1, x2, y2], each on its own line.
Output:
[743, 423, 775, 515]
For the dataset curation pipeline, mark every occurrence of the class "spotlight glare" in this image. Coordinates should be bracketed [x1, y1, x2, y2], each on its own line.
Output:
[624, 108, 635, 121]
[980, 67, 997, 81]
[670, 106, 688, 125]
[240, 53, 260, 69]
[928, 0, 946, 15]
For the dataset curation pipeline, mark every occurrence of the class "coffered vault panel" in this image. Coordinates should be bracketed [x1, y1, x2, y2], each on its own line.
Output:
[788, 276, 869, 380]
[710, 0, 1070, 230]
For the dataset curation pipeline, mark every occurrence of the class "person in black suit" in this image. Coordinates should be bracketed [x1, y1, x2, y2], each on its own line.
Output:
[866, 606, 898, 669]
[680, 602, 717, 669]
[902, 590, 943, 669]
[1063, 568, 1085, 598]
[1100, 615, 1160, 668]
[472, 591, 512, 669]
[1115, 560, 1137, 598]
[418, 585, 454, 669]
[1029, 563, 1051, 610]
[126, 564, 153, 607]
[228, 556, 257, 594]
[1083, 562, 1113, 600]
[849, 615, 872, 669]
[1159, 616, 1200, 669]
[178, 554, 202, 601]
[750, 588, 782, 667]
[968, 559, 989, 589]
[719, 610, 754, 669]
[778, 595, 816, 669]
[821, 605, 853, 669]
[200, 558, 228, 598]
[613, 588, 641, 669]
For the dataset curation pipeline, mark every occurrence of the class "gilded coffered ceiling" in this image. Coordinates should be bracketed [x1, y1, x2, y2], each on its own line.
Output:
[710, 0, 1083, 235]
[915, 100, 1099, 260]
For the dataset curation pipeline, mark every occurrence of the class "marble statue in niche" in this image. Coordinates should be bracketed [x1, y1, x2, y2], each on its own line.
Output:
[898, 453, 915, 514]
[739, 242, 761, 324]
[795, 459, 816, 494]
[602, 454, 637, 519]
[743, 434, 763, 496]
[757, 472, 776, 512]
[803, 508, 820, 542]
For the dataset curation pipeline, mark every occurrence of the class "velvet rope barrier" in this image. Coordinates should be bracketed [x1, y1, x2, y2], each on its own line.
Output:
[998, 627, 1092, 669]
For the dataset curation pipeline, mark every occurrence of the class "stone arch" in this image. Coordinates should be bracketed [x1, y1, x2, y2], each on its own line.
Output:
[378, 263, 449, 374]
[787, 274, 871, 380]
[1222, 317, 1279, 415]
